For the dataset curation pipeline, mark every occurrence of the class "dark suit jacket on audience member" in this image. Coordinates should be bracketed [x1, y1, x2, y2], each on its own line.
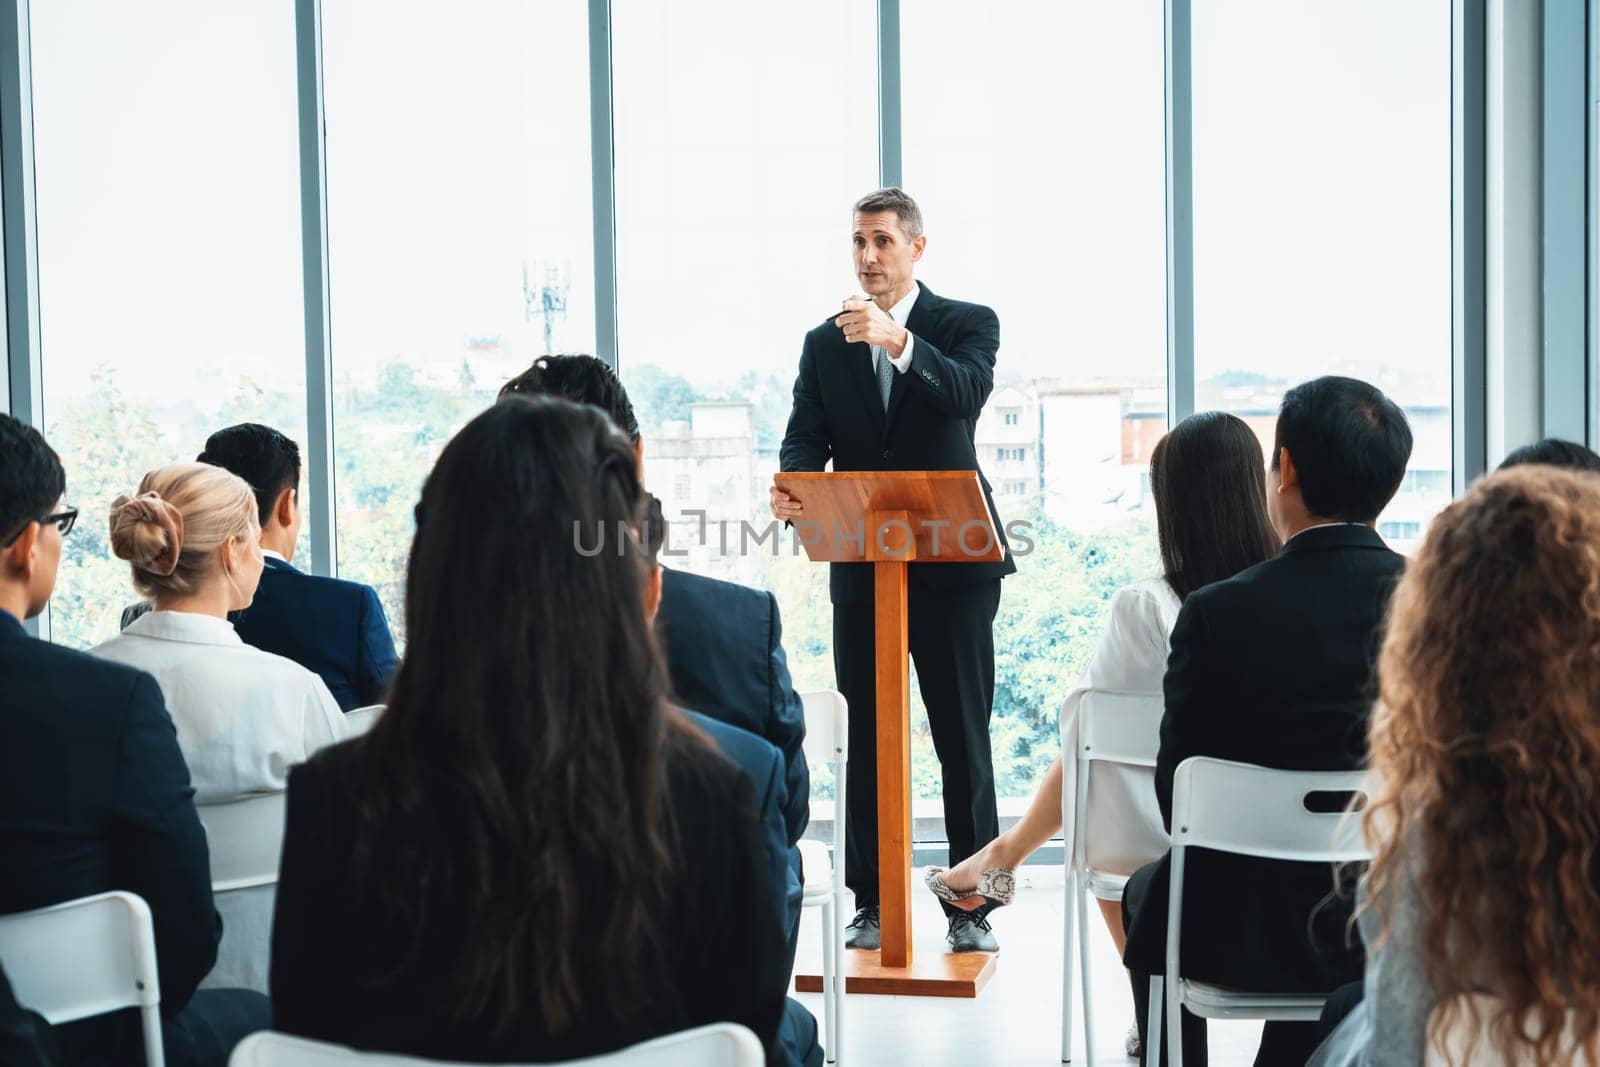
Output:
[1124, 524, 1405, 992]
[232, 556, 397, 711]
[270, 713, 797, 1066]
[0, 612, 221, 1062]
[656, 566, 809, 848]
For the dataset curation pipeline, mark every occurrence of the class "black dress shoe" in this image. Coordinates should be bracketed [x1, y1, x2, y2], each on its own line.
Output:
[844, 905, 880, 950]
[946, 911, 998, 952]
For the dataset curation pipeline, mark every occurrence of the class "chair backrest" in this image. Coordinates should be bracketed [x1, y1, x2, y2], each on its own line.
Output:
[345, 704, 385, 736]
[1077, 691, 1164, 767]
[1169, 757, 1370, 863]
[229, 1023, 766, 1066]
[198, 792, 288, 892]
[0, 891, 161, 1023]
[1424, 994, 1594, 1066]
[799, 689, 848, 769]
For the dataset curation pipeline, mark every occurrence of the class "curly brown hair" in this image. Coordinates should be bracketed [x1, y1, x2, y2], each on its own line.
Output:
[1365, 465, 1600, 1064]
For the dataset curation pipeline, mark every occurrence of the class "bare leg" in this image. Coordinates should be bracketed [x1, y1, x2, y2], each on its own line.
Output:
[1095, 896, 1127, 956]
[938, 756, 1065, 893]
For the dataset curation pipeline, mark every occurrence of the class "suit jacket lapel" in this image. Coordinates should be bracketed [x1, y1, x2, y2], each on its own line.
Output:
[883, 282, 938, 439]
[841, 330, 885, 436]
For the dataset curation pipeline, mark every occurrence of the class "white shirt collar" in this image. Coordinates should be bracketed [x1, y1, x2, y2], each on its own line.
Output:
[122, 609, 244, 648]
[1285, 521, 1371, 544]
[261, 548, 287, 563]
[886, 283, 920, 325]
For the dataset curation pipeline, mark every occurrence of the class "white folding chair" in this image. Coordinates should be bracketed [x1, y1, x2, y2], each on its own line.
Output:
[0, 890, 165, 1067]
[1062, 691, 1166, 1064]
[1146, 757, 1370, 1067]
[1423, 994, 1594, 1065]
[797, 688, 848, 1065]
[229, 1022, 765, 1066]
[197, 791, 287, 991]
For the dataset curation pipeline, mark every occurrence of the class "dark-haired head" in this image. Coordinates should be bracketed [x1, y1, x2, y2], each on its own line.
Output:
[499, 354, 641, 445]
[1270, 376, 1412, 527]
[1151, 412, 1281, 601]
[0, 414, 68, 620]
[353, 394, 677, 1034]
[1498, 437, 1600, 475]
[197, 423, 302, 560]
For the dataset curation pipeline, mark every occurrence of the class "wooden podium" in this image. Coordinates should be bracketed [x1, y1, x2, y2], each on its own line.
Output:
[775, 470, 1003, 998]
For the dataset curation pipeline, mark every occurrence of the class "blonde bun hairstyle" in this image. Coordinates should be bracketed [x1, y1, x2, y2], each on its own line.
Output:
[110, 462, 258, 599]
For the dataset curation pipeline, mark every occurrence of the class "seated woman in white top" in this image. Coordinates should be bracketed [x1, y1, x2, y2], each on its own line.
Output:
[927, 412, 1279, 985]
[92, 462, 348, 991]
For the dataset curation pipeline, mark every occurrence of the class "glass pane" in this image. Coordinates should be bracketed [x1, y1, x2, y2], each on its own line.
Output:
[613, 0, 878, 805]
[1192, 0, 1451, 552]
[33, 1, 307, 649]
[323, 0, 596, 642]
[904, 1, 1167, 799]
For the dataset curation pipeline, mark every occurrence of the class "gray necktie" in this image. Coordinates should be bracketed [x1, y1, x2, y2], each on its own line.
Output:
[874, 346, 894, 410]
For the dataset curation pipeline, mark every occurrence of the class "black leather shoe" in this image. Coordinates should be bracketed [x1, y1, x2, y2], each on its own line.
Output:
[946, 911, 998, 952]
[844, 905, 880, 950]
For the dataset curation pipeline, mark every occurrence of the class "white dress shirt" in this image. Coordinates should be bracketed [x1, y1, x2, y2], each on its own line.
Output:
[1058, 577, 1182, 875]
[91, 610, 349, 804]
[872, 284, 919, 374]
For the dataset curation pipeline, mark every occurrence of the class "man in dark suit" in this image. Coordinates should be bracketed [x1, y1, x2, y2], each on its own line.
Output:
[498, 356, 811, 949]
[774, 188, 1016, 953]
[0, 414, 270, 1067]
[121, 423, 398, 710]
[1121, 377, 1413, 1066]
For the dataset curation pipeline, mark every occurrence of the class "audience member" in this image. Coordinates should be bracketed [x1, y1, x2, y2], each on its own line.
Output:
[1123, 376, 1412, 1066]
[1310, 466, 1600, 1065]
[1497, 435, 1600, 474]
[93, 461, 351, 989]
[500, 355, 810, 948]
[0, 414, 268, 1066]
[0, 963, 58, 1067]
[924, 411, 1280, 1056]
[122, 424, 398, 711]
[269, 397, 818, 1066]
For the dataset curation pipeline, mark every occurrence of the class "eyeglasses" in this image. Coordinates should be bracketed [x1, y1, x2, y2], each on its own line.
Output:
[1, 506, 78, 548]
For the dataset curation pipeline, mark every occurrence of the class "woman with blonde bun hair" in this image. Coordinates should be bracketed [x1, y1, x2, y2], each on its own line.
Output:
[92, 462, 350, 991]
[1310, 464, 1600, 1066]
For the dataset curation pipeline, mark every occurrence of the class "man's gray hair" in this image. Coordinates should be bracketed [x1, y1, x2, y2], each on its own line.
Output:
[853, 187, 923, 240]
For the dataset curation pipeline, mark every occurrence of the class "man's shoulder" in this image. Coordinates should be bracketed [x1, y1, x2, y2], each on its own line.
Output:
[661, 566, 771, 615]
[265, 563, 379, 607]
[2, 632, 158, 722]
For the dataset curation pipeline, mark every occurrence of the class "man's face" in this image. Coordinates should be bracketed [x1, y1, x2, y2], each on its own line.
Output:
[26, 500, 65, 618]
[852, 211, 924, 299]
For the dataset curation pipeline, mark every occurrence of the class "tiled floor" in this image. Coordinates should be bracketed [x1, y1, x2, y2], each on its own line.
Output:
[790, 867, 1263, 1066]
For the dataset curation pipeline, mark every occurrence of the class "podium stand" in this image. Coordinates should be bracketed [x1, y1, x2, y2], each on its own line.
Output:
[776, 470, 1003, 998]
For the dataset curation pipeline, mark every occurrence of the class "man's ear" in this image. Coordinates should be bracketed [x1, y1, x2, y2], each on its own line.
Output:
[910, 234, 927, 262]
[2, 521, 39, 581]
[275, 486, 297, 529]
[1277, 447, 1300, 491]
[643, 562, 663, 622]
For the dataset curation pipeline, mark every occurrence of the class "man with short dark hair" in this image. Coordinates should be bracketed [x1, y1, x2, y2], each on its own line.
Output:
[1498, 436, 1600, 474]
[125, 423, 399, 710]
[775, 187, 1015, 953]
[0, 413, 269, 1066]
[1121, 376, 1412, 1065]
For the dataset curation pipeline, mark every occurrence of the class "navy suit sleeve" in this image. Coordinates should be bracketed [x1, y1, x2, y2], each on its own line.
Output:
[1156, 595, 1210, 830]
[109, 673, 220, 1016]
[904, 304, 999, 419]
[764, 593, 809, 846]
[779, 333, 831, 473]
[354, 585, 398, 707]
[270, 763, 343, 1038]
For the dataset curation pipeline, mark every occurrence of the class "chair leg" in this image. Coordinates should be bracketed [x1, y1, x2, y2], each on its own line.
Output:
[1079, 882, 1096, 1067]
[1061, 870, 1075, 1062]
[142, 1004, 166, 1067]
[1166, 974, 1183, 1067]
[1144, 976, 1162, 1067]
[821, 897, 837, 1064]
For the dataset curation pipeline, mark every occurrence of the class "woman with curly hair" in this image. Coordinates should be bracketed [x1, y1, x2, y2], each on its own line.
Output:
[1311, 464, 1600, 1066]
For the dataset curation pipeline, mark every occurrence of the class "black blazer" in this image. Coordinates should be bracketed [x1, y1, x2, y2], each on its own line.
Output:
[233, 557, 398, 711]
[0, 613, 219, 1061]
[656, 566, 809, 847]
[1125, 525, 1404, 990]
[270, 720, 793, 1065]
[779, 281, 1017, 604]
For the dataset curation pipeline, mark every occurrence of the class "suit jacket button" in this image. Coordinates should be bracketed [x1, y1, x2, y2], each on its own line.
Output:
[882, 449, 892, 460]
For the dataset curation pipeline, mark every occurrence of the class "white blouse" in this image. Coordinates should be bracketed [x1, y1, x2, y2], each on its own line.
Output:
[1059, 577, 1182, 876]
[91, 610, 350, 804]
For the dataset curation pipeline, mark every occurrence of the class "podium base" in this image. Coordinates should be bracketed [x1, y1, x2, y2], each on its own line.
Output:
[795, 946, 997, 998]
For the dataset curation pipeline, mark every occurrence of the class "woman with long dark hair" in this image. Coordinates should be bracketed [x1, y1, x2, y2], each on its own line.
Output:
[925, 411, 1279, 1053]
[1310, 465, 1600, 1065]
[269, 396, 794, 1062]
